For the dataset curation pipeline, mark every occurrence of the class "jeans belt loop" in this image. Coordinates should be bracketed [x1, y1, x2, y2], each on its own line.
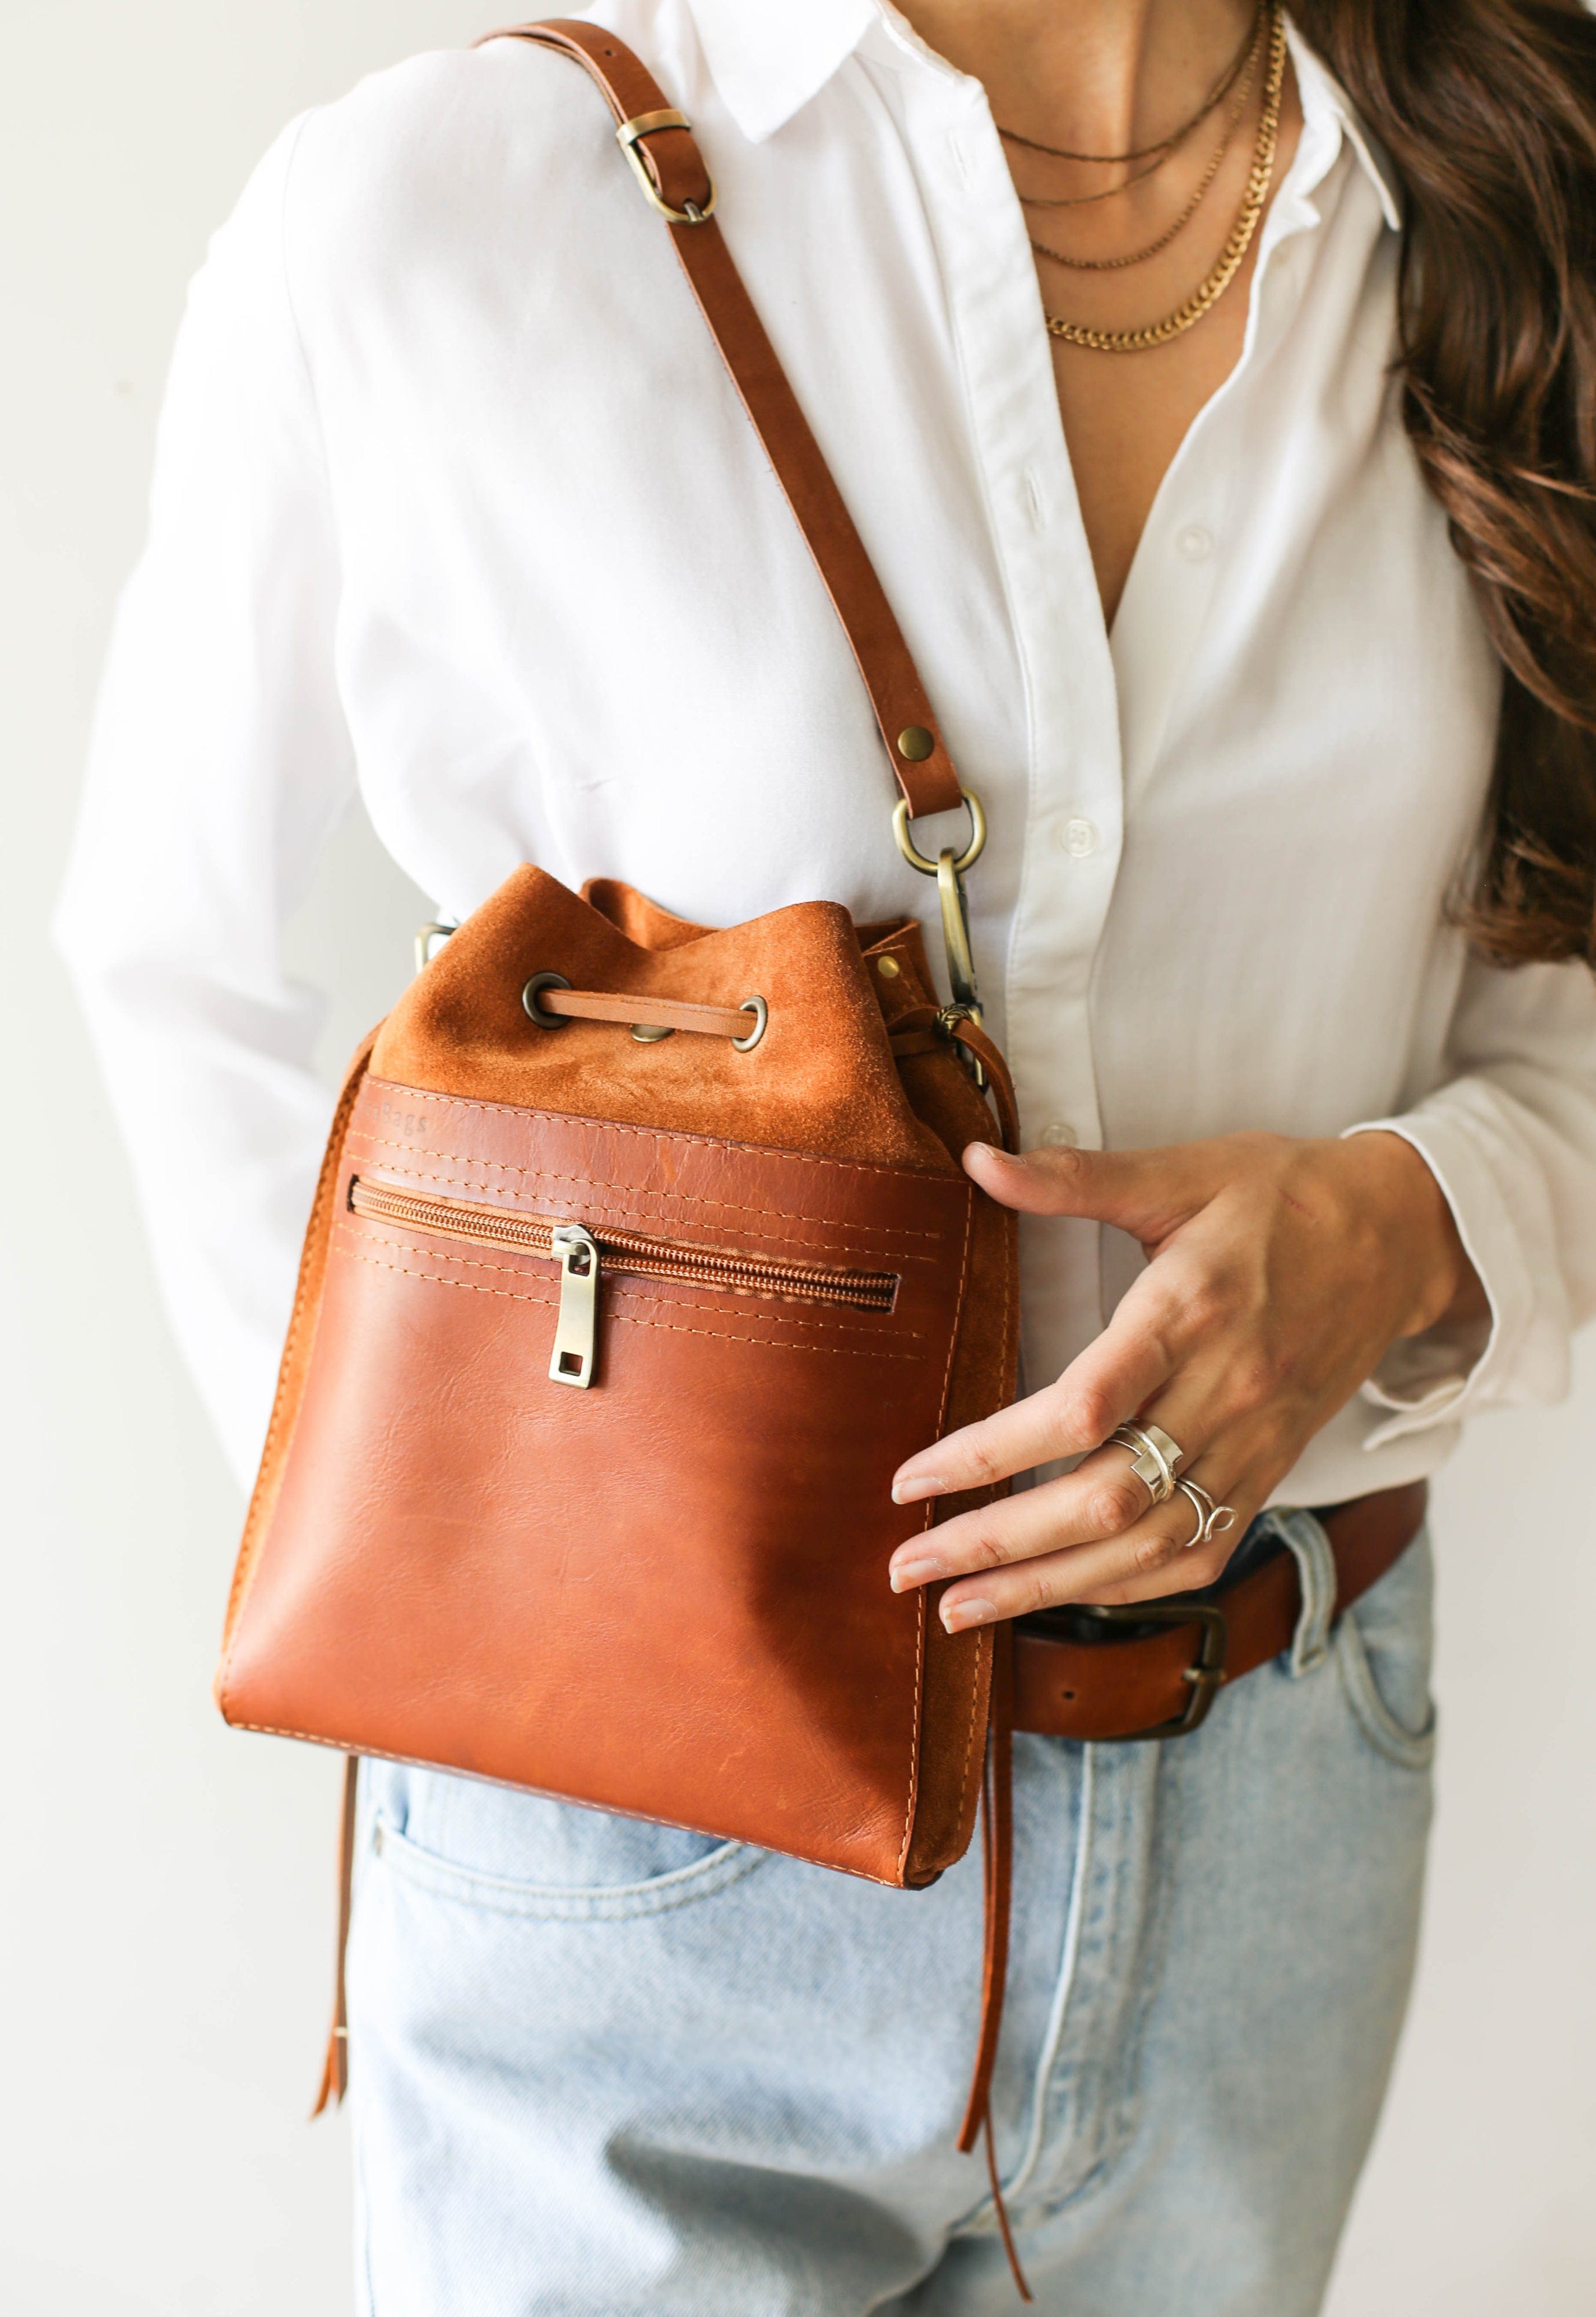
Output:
[1273, 1508, 1338, 1676]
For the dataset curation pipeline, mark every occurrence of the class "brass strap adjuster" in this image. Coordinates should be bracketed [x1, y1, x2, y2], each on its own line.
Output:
[616, 109, 717, 222]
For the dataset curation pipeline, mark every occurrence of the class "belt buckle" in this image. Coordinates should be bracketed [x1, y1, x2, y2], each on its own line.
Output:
[1076, 1600, 1229, 1740]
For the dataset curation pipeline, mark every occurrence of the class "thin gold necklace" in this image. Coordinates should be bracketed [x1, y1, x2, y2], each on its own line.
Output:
[1015, 147, 1170, 215]
[998, 5, 1261, 168]
[1043, 3, 1285, 353]
[1027, 9, 1263, 274]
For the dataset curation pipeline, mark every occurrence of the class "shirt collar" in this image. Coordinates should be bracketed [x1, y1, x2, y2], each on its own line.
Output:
[688, 0, 1403, 233]
[1284, 20, 1401, 231]
[686, 0, 875, 144]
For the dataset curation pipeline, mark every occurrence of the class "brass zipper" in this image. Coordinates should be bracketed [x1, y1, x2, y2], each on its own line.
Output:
[348, 1177, 900, 1390]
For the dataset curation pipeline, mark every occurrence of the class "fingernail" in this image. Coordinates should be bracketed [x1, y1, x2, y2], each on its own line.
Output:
[890, 1554, 945, 1592]
[892, 1474, 947, 1504]
[942, 1596, 999, 1633]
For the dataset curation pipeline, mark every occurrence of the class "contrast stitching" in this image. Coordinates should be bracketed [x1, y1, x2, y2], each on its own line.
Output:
[954, 1621, 984, 1825]
[344, 1143, 937, 1257]
[945, 1192, 986, 1839]
[338, 1247, 925, 1361]
[218, 1049, 372, 1703]
[359, 1083, 950, 1222]
[221, 1720, 905, 1887]
[897, 1588, 927, 1882]
[387, 1859, 764, 1923]
[952, 1197, 1016, 1834]
[347, 1132, 943, 1247]
[953, 1204, 1020, 1810]
[374, 1833, 768, 1921]
[900, 1187, 976, 1878]
[335, 1226, 925, 1344]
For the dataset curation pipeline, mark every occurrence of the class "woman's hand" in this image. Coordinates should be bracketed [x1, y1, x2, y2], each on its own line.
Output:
[889, 1131, 1484, 1631]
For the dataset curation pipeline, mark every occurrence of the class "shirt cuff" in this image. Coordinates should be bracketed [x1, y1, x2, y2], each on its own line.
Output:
[1341, 1096, 1569, 1449]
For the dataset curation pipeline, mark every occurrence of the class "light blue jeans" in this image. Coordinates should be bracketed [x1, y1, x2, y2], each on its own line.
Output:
[347, 1512, 1436, 2314]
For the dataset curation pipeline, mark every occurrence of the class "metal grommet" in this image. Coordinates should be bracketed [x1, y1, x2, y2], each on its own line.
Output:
[521, 971, 572, 1028]
[732, 995, 768, 1051]
[896, 725, 936, 762]
[891, 789, 987, 878]
[630, 1022, 674, 1043]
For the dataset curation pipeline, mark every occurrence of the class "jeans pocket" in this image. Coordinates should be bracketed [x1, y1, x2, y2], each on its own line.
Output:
[364, 1762, 767, 1919]
[1334, 1527, 1437, 1771]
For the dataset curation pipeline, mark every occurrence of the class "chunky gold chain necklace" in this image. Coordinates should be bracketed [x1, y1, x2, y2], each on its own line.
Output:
[1028, 7, 1263, 274]
[1043, 3, 1286, 354]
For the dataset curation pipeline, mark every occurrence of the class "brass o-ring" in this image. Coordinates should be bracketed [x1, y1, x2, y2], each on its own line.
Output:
[892, 790, 987, 878]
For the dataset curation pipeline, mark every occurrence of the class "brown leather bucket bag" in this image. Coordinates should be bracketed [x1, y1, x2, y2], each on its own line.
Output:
[215, 15, 1027, 2216]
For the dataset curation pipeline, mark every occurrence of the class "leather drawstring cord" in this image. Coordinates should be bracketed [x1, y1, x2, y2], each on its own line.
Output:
[957, 1622, 1033, 2300]
[312, 1752, 360, 2118]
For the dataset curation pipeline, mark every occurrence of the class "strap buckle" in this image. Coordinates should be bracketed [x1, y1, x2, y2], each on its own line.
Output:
[1074, 1600, 1229, 1739]
[616, 111, 717, 222]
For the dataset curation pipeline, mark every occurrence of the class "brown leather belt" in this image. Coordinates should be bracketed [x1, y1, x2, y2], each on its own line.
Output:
[1011, 1479, 1429, 1742]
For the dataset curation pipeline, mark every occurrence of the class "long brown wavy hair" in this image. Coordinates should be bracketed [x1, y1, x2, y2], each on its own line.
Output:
[1293, 0, 1596, 967]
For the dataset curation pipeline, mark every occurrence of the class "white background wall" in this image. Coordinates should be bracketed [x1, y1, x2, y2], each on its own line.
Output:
[2, 5, 1592, 2310]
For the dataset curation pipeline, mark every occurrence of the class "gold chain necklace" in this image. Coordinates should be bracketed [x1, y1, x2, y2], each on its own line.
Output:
[1014, 146, 1171, 215]
[998, 4, 1261, 168]
[1027, 8, 1263, 274]
[1043, 3, 1285, 354]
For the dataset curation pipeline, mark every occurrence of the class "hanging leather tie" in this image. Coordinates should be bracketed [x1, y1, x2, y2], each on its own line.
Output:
[311, 1752, 360, 2118]
[957, 1621, 1032, 2301]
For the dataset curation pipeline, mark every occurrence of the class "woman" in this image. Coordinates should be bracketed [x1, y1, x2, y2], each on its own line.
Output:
[55, 1, 1596, 2309]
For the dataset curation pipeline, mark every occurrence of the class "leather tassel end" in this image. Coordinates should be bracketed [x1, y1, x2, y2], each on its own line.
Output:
[311, 2024, 348, 2119]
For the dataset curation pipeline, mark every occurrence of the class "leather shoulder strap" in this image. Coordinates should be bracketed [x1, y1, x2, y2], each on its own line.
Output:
[479, 18, 967, 824]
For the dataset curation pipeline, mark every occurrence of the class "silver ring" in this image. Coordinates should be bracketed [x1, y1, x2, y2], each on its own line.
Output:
[1175, 1478, 1237, 1551]
[1108, 1420, 1185, 1505]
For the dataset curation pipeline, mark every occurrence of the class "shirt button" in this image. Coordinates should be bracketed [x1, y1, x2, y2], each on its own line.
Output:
[1039, 1121, 1079, 1149]
[1175, 524, 1213, 562]
[1058, 817, 1099, 857]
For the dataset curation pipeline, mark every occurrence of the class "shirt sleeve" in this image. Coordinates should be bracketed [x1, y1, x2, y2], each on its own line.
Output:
[53, 116, 356, 1490]
[1343, 948, 1596, 1446]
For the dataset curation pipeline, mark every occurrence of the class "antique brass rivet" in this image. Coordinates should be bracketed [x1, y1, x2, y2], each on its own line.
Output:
[897, 725, 935, 762]
[876, 955, 901, 980]
[630, 1023, 674, 1043]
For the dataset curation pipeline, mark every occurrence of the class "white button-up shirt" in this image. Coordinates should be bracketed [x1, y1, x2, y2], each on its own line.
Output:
[55, 0, 1596, 1501]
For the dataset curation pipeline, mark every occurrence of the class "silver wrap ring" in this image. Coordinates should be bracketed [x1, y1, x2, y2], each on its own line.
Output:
[1175, 1478, 1237, 1550]
[1108, 1420, 1185, 1505]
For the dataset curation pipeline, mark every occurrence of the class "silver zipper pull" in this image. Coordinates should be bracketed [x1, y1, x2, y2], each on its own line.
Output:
[549, 1224, 601, 1388]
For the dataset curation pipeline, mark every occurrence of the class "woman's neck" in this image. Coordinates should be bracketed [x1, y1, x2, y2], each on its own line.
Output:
[890, 0, 1257, 158]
